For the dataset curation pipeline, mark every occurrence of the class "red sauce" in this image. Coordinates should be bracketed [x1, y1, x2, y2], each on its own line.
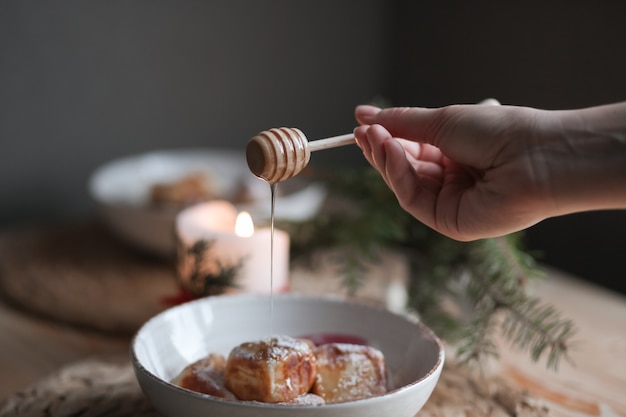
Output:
[299, 333, 368, 346]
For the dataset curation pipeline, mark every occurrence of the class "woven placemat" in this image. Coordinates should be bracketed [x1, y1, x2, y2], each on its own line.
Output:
[0, 358, 549, 417]
[0, 220, 179, 334]
[0, 358, 158, 417]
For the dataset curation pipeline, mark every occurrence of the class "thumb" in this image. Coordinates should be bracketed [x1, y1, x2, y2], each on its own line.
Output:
[355, 105, 441, 146]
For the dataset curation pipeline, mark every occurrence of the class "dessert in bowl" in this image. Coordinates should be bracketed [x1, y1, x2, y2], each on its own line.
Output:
[131, 293, 444, 417]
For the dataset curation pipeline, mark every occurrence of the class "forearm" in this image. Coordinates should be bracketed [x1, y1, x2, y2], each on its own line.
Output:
[544, 102, 626, 216]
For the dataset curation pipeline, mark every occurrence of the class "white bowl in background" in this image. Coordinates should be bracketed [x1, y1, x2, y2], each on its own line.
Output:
[88, 148, 326, 257]
[131, 293, 444, 417]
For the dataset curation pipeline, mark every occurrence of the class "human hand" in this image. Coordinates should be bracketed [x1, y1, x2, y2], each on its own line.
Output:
[353, 102, 563, 241]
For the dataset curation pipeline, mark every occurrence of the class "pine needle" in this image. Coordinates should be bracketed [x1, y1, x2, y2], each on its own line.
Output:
[282, 167, 577, 370]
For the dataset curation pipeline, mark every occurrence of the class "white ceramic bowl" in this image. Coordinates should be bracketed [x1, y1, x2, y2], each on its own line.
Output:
[131, 293, 444, 417]
[88, 148, 326, 257]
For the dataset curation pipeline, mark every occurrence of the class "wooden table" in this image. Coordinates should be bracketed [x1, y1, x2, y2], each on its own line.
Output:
[493, 269, 626, 417]
[1, 260, 625, 416]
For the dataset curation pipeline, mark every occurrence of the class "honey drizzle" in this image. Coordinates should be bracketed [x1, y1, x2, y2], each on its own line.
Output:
[269, 182, 277, 338]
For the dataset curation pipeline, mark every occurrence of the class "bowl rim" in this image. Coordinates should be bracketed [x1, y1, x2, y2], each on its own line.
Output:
[130, 292, 445, 410]
[88, 147, 327, 218]
[88, 147, 245, 206]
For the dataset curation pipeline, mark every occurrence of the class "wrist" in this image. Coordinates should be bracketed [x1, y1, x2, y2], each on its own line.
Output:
[546, 103, 626, 216]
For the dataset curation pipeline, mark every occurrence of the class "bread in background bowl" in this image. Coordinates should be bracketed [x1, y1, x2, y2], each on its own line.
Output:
[88, 148, 326, 257]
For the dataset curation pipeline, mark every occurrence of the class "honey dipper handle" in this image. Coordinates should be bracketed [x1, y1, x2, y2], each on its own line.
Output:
[308, 133, 355, 152]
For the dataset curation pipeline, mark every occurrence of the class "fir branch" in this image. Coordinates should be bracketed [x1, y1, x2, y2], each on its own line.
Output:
[459, 236, 576, 370]
[498, 296, 576, 370]
[186, 239, 243, 296]
[284, 166, 577, 370]
[455, 300, 501, 364]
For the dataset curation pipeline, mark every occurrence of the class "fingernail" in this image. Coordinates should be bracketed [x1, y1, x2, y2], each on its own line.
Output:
[353, 126, 364, 148]
[355, 105, 381, 123]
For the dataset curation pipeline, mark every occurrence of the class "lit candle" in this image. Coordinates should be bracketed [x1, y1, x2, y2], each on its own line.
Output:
[175, 200, 290, 296]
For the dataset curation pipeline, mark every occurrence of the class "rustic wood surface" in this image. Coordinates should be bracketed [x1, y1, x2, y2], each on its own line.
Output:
[0, 221, 179, 334]
[0, 222, 625, 416]
[293, 259, 626, 417]
[0, 358, 548, 417]
[493, 271, 626, 417]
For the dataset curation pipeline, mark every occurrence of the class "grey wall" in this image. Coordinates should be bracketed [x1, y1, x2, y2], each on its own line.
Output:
[389, 1, 626, 109]
[1, 1, 625, 292]
[0, 1, 389, 226]
[386, 0, 626, 293]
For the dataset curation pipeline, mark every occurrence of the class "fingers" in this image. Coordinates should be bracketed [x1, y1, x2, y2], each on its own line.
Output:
[355, 123, 411, 194]
[355, 104, 441, 146]
[354, 124, 392, 189]
[354, 105, 382, 124]
[354, 124, 441, 230]
[353, 125, 373, 166]
[396, 138, 445, 166]
[354, 124, 395, 175]
[354, 124, 444, 168]
[385, 139, 441, 222]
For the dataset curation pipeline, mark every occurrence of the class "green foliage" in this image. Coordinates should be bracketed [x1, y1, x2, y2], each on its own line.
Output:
[186, 239, 243, 296]
[282, 167, 576, 370]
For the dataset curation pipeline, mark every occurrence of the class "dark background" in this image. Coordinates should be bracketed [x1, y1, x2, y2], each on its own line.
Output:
[1, 1, 625, 294]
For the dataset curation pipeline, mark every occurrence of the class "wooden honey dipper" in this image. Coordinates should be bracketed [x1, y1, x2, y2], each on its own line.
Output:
[246, 99, 500, 183]
[246, 127, 355, 183]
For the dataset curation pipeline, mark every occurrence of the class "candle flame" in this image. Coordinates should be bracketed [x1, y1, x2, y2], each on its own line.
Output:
[235, 211, 254, 237]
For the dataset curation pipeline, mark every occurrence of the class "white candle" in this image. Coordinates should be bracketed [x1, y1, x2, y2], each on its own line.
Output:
[175, 200, 289, 295]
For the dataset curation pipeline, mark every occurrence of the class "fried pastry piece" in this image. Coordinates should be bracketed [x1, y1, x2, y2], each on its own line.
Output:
[312, 343, 387, 403]
[279, 393, 325, 406]
[225, 335, 317, 403]
[171, 353, 236, 399]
